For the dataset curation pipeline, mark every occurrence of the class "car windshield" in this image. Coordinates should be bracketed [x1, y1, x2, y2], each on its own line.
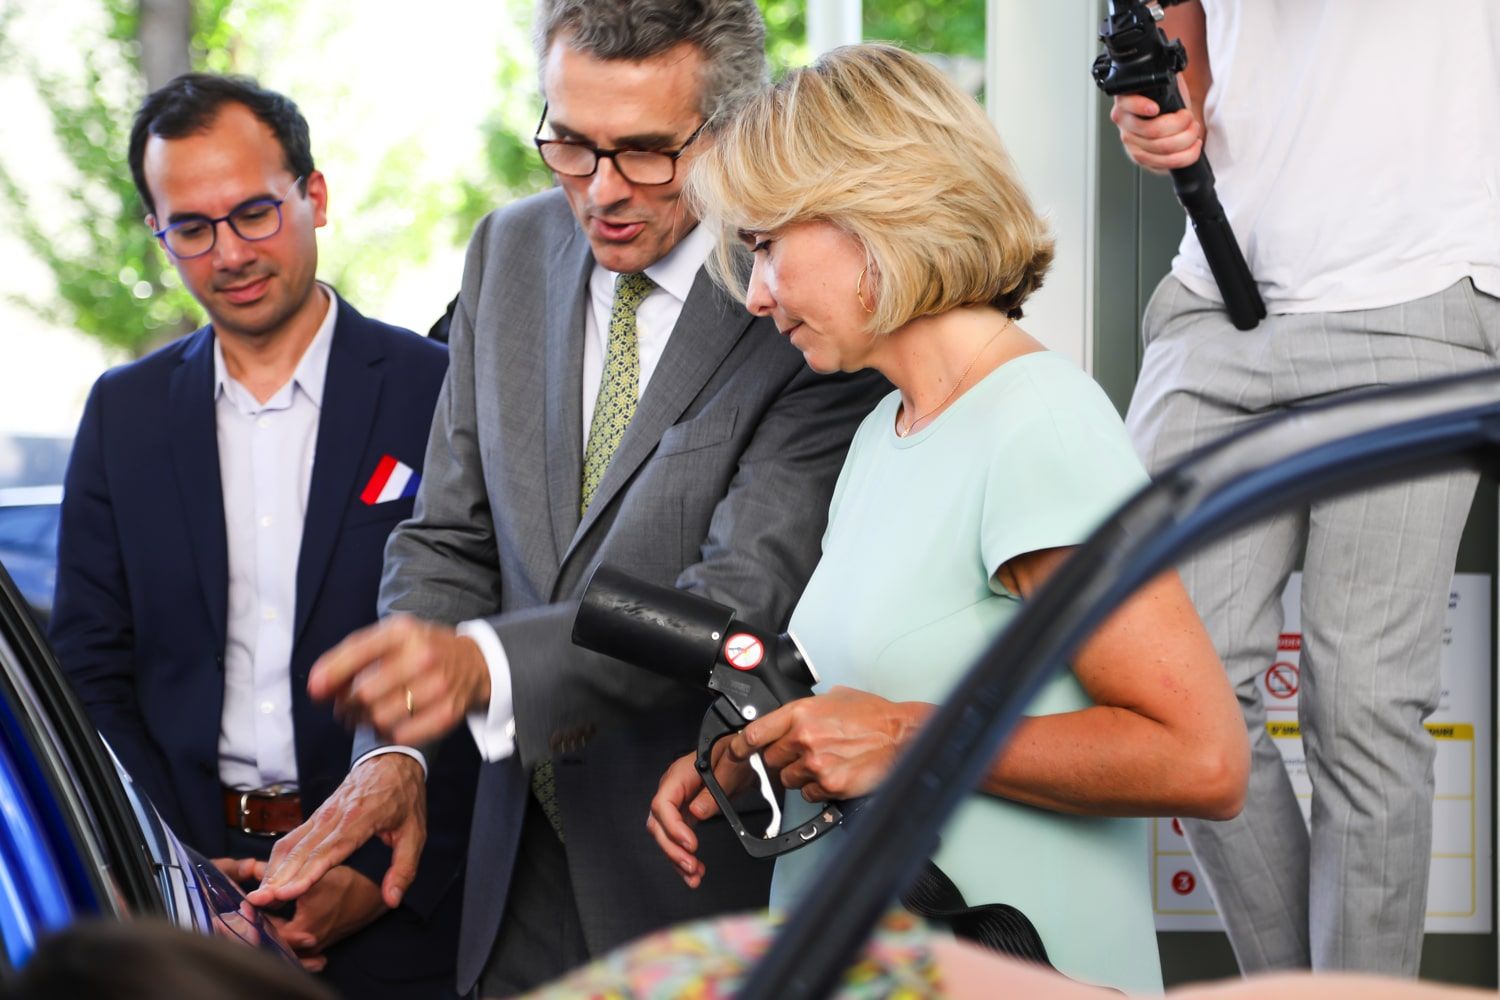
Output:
[0, 436, 70, 491]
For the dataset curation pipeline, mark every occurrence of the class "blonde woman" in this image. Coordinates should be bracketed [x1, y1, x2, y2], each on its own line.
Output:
[644, 44, 1248, 993]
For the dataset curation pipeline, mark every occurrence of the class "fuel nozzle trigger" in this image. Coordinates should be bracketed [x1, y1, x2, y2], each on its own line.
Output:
[693, 626, 844, 858]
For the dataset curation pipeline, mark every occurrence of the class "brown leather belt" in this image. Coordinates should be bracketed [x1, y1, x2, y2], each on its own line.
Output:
[222, 785, 304, 837]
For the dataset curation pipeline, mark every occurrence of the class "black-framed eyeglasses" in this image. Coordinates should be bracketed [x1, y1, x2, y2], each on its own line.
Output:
[152, 175, 305, 260]
[533, 104, 706, 186]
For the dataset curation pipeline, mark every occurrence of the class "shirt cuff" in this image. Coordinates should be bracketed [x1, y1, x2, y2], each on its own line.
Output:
[458, 618, 517, 762]
[352, 744, 428, 779]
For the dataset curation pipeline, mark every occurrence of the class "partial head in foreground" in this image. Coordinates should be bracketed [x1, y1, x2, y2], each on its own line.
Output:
[7, 919, 335, 1000]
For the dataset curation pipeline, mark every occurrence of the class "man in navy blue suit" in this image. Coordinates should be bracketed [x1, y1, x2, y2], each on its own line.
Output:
[49, 74, 471, 998]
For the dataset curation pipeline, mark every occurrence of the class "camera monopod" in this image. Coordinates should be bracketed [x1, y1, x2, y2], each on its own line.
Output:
[570, 564, 847, 858]
[1093, 0, 1266, 331]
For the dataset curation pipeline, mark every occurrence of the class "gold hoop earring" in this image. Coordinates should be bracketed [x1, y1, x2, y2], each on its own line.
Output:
[855, 265, 876, 314]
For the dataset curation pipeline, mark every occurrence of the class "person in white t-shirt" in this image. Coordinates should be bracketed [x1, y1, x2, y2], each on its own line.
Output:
[1112, 0, 1500, 978]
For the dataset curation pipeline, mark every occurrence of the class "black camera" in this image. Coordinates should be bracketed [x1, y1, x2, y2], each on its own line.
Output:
[1093, 0, 1266, 330]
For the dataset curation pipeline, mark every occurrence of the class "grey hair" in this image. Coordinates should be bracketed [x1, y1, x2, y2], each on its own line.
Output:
[534, 0, 769, 121]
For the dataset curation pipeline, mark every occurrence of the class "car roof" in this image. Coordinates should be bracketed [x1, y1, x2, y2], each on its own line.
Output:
[0, 435, 71, 491]
[0, 487, 63, 508]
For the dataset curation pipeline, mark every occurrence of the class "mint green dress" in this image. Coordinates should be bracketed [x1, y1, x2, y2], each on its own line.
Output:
[769, 351, 1163, 994]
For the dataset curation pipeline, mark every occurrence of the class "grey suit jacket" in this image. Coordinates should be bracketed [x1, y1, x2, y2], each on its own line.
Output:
[378, 189, 886, 991]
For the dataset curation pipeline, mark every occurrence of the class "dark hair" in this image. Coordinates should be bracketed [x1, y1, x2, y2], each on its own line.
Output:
[2, 920, 334, 1000]
[128, 72, 315, 216]
[535, 0, 768, 121]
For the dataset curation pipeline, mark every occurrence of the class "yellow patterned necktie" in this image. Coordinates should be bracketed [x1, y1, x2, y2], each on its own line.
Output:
[581, 271, 656, 515]
[533, 270, 655, 841]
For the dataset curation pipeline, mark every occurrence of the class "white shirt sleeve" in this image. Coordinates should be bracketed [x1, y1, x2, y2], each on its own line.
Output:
[350, 744, 429, 777]
[457, 618, 518, 762]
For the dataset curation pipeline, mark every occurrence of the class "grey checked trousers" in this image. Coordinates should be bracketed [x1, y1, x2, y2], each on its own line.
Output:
[1126, 275, 1500, 975]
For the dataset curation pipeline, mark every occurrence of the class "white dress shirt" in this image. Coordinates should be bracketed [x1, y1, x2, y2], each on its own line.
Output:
[215, 286, 335, 790]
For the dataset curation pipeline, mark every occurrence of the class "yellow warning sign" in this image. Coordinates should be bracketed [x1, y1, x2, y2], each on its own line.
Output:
[1265, 721, 1472, 740]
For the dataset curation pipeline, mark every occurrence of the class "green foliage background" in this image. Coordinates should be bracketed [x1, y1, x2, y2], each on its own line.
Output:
[0, 0, 294, 356]
[864, 0, 983, 58]
[0, 0, 982, 357]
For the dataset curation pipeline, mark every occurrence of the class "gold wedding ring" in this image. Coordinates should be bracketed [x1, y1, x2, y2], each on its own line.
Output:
[405, 687, 415, 717]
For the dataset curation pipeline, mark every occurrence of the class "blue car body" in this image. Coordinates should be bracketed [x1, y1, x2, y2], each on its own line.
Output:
[0, 559, 294, 970]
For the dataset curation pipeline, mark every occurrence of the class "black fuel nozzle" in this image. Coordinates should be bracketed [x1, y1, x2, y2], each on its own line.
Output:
[571, 563, 738, 688]
[572, 564, 848, 858]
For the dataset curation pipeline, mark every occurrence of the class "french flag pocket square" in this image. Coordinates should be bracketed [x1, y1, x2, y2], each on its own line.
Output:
[361, 455, 420, 505]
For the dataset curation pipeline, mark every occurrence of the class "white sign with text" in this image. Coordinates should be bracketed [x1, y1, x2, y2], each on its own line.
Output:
[1151, 574, 1493, 934]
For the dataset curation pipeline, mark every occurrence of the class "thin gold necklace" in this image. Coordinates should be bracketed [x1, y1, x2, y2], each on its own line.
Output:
[896, 318, 1012, 437]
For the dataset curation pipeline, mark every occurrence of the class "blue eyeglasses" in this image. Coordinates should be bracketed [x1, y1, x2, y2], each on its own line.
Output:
[153, 176, 305, 260]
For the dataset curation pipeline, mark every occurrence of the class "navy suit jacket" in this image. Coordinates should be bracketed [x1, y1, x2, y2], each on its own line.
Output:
[50, 296, 475, 992]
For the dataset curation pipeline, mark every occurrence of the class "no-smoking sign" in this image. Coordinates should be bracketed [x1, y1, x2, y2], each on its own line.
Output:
[723, 633, 764, 671]
[1264, 661, 1299, 700]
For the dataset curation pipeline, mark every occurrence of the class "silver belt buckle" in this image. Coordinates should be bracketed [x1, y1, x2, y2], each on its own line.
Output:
[236, 790, 261, 836]
[238, 782, 297, 837]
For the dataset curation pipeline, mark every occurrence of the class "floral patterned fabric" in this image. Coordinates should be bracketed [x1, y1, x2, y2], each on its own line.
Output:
[520, 908, 944, 999]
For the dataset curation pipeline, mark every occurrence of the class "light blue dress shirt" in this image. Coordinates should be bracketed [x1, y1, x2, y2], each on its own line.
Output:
[213, 287, 334, 790]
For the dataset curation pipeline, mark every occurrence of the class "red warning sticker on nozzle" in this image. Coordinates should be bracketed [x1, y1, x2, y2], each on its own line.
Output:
[723, 633, 764, 670]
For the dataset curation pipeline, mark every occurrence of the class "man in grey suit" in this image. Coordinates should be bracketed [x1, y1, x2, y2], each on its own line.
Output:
[251, 1, 885, 994]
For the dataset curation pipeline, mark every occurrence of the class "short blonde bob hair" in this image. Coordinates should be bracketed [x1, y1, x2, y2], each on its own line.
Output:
[687, 43, 1054, 334]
